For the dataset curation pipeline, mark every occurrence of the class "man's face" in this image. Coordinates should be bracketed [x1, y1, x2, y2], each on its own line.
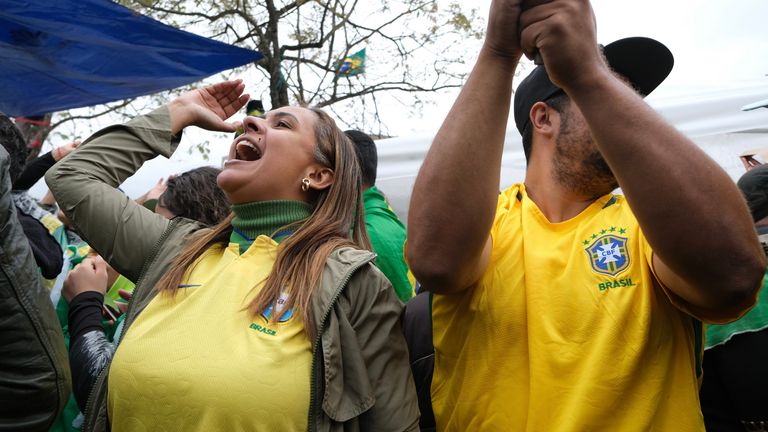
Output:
[551, 101, 618, 197]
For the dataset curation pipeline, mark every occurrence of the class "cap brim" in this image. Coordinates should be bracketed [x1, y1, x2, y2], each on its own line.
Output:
[603, 37, 674, 97]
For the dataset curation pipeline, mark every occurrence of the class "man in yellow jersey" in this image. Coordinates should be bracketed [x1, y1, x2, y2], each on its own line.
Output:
[407, 0, 767, 430]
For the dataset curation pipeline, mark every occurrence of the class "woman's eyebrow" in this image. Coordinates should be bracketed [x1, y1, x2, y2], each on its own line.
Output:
[262, 111, 300, 123]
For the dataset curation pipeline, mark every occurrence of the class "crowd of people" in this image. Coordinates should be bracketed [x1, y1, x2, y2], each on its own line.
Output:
[1, 0, 767, 431]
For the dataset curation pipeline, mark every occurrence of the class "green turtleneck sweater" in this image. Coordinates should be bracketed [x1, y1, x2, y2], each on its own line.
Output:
[230, 200, 313, 254]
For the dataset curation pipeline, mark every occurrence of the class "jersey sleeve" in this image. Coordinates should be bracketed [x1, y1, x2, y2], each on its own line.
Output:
[639, 228, 758, 324]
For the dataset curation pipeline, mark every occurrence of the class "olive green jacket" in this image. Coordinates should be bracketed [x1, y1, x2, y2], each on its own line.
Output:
[46, 107, 419, 432]
[0, 147, 71, 431]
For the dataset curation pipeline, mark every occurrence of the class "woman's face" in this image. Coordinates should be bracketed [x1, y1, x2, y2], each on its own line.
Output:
[217, 106, 323, 204]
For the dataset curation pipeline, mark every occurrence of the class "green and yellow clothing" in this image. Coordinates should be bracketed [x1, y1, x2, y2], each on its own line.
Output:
[108, 201, 313, 431]
[363, 186, 412, 302]
[13, 191, 68, 254]
[431, 184, 706, 431]
[706, 273, 768, 349]
[13, 192, 68, 290]
[49, 106, 419, 432]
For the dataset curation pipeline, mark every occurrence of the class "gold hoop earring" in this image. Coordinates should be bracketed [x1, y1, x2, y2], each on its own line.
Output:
[301, 178, 311, 192]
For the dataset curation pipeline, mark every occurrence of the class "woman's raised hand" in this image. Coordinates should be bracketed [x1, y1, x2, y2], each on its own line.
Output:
[168, 80, 250, 134]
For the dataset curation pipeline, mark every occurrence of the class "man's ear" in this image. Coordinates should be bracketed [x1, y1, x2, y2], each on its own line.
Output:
[530, 101, 557, 138]
[306, 166, 335, 191]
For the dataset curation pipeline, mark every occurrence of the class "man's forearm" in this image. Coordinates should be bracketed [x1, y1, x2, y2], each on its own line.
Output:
[408, 48, 517, 292]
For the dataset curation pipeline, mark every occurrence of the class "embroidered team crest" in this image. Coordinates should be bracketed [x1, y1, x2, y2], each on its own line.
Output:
[585, 234, 630, 276]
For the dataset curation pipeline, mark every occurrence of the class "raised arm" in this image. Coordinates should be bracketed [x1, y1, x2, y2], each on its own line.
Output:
[13, 141, 79, 191]
[46, 81, 248, 281]
[45, 106, 178, 281]
[407, 0, 524, 294]
[519, 0, 765, 319]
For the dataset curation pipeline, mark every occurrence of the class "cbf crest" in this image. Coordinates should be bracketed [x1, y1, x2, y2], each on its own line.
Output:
[585, 234, 630, 276]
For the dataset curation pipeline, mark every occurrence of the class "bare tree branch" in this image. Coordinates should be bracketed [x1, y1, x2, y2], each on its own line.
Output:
[49, 99, 136, 131]
[316, 80, 463, 107]
[131, 0, 242, 23]
[283, 55, 336, 73]
[41, 0, 484, 152]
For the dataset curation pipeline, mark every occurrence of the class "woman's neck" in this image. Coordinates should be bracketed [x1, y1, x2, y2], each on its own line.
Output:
[230, 200, 312, 247]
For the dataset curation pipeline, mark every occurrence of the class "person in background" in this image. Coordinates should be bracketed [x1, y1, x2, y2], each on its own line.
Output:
[402, 290, 437, 432]
[12, 140, 81, 284]
[13, 140, 80, 191]
[9, 137, 100, 432]
[48, 80, 419, 431]
[138, 167, 230, 227]
[700, 164, 768, 430]
[346, 129, 413, 302]
[0, 114, 71, 431]
[406, 0, 765, 430]
[11, 141, 80, 280]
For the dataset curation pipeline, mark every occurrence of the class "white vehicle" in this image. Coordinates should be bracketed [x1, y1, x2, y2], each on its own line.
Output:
[35, 82, 768, 223]
[374, 82, 768, 221]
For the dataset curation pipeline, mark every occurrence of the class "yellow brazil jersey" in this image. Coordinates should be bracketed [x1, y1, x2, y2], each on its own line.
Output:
[108, 236, 312, 432]
[431, 184, 704, 431]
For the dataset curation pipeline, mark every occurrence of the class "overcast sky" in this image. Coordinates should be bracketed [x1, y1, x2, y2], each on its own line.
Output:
[58, 1, 768, 143]
[196, 0, 768, 166]
[379, 0, 768, 135]
[592, 0, 768, 88]
[32, 1, 768, 199]
[137, 1, 768, 155]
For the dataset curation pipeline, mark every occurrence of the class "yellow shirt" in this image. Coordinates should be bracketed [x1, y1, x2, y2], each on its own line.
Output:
[108, 236, 312, 431]
[431, 184, 704, 431]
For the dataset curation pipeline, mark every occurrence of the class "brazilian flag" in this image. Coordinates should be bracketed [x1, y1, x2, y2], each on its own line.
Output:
[336, 48, 366, 78]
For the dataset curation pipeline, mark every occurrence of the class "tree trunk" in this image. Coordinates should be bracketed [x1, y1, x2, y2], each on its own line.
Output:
[266, 0, 290, 108]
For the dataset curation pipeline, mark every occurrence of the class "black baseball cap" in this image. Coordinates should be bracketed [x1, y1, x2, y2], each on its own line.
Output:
[513, 37, 674, 136]
[737, 164, 768, 222]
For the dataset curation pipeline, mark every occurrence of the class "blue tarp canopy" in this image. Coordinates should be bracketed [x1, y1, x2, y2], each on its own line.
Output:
[0, 0, 263, 116]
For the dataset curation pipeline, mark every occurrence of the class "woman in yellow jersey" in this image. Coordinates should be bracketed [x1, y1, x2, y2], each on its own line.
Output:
[50, 80, 419, 432]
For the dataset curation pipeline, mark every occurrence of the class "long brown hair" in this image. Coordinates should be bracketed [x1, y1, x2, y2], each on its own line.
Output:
[155, 107, 370, 340]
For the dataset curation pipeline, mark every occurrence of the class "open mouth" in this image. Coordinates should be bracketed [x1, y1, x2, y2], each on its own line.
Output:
[235, 141, 263, 161]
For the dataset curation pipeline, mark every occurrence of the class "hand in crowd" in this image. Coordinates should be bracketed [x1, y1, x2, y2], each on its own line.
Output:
[147, 177, 169, 201]
[518, 0, 603, 91]
[115, 289, 133, 315]
[135, 177, 169, 205]
[167, 80, 249, 135]
[62, 255, 109, 303]
[146, 178, 168, 201]
[104, 288, 133, 325]
[52, 140, 80, 161]
[741, 155, 764, 171]
[482, 0, 526, 61]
